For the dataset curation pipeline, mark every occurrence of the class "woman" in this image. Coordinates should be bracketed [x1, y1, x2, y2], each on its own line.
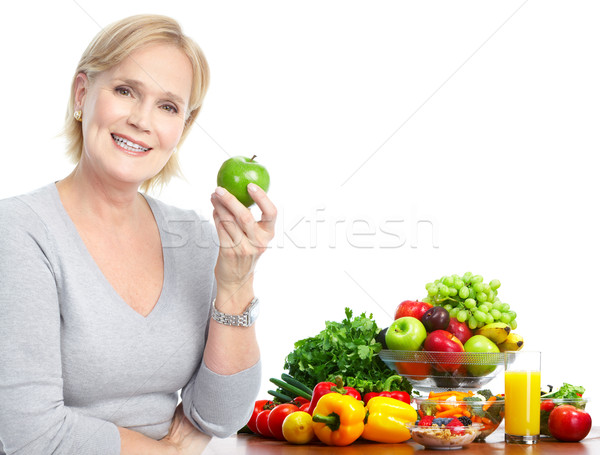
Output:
[0, 14, 276, 455]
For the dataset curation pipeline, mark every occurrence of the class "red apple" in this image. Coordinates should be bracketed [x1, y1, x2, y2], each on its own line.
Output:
[548, 405, 592, 442]
[447, 317, 473, 345]
[394, 300, 432, 321]
[423, 330, 465, 372]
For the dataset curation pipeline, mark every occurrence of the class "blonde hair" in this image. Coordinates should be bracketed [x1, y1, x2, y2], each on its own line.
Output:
[64, 14, 210, 192]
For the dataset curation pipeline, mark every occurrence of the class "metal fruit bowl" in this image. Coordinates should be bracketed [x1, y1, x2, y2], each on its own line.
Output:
[378, 350, 507, 391]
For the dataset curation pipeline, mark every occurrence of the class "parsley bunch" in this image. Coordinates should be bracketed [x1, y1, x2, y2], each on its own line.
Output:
[284, 308, 412, 395]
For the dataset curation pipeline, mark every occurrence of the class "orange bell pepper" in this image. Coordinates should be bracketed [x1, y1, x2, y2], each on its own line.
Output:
[311, 393, 366, 446]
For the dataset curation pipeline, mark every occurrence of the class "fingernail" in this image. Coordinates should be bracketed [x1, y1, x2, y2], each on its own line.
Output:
[247, 183, 258, 192]
[215, 186, 226, 196]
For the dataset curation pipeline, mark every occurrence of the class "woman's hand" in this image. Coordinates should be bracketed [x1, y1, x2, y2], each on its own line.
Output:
[210, 183, 277, 304]
[161, 404, 212, 455]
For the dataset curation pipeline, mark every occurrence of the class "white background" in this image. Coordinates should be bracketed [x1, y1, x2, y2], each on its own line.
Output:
[2, 1, 598, 421]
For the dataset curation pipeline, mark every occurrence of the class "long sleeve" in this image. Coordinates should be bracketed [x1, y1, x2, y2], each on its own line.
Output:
[180, 359, 261, 438]
[179, 253, 262, 439]
[0, 198, 121, 455]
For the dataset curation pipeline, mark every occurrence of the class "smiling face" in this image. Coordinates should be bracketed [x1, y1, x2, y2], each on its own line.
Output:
[74, 43, 193, 189]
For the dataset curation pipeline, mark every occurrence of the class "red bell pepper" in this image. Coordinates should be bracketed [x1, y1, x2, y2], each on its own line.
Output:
[363, 375, 411, 405]
[307, 376, 362, 415]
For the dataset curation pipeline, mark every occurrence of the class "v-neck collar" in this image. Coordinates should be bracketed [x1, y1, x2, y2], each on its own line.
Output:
[49, 183, 172, 324]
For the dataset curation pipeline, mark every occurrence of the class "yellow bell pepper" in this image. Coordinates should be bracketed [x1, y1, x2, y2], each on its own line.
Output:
[361, 396, 418, 443]
[311, 392, 366, 446]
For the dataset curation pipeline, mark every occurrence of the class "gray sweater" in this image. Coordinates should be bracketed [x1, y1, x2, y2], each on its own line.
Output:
[0, 184, 261, 455]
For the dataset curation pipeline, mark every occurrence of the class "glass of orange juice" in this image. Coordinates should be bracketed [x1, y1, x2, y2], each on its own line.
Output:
[504, 351, 541, 444]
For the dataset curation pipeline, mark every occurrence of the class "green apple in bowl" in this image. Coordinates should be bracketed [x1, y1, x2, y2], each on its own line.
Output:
[463, 335, 500, 376]
[385, 317, 427, 351]
[217, 155, 270, 207]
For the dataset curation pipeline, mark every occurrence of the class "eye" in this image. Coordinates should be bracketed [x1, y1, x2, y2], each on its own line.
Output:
[115, 86, 131, 97]
[160, 103, 179, 114]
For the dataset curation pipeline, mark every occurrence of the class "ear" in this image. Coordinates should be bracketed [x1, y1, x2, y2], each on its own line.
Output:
[73, 72, 89, 111]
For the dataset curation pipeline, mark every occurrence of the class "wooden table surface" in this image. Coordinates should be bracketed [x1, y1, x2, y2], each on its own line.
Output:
[201, 425, 600, 454]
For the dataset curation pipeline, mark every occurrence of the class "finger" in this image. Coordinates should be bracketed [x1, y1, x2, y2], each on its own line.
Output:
[213, 187, 258, 241]
[247, 183, 277, 234]
[212, 205, 242, 249]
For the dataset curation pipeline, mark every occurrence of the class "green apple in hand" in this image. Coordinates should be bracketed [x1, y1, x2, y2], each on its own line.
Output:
[463, 335, 500, 377]
[385, 317, 427, 351]
[217, 155, 270, 207]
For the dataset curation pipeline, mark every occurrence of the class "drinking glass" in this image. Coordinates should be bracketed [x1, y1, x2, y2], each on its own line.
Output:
[504, 351, 541, 444]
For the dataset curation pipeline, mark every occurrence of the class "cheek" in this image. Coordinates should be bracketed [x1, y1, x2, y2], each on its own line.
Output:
[85, 93, 127, 131]
[159, 119, 186, 149]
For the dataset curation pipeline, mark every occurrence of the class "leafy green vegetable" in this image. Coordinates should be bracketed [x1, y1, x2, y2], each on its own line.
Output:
[283, 308, 412, 395]
[419, 400, 439, 417]
[463, 396, 483, 403]
[465, 395, 503, 422]
[541, 383, 585, 400]
[478, 389, 494, 400]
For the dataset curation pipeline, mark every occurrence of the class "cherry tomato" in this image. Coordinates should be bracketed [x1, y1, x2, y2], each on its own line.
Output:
[282, 411, 314, 444]
[247, 399, 274, 434]
[267, 403, 300, 440]
[255, 409, 274, 438]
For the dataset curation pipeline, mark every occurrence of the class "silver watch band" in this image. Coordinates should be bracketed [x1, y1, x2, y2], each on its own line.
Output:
[211, 297, 259, 327]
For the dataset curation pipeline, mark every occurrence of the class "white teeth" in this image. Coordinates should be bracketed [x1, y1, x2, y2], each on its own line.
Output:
[111, 134, 150, 152]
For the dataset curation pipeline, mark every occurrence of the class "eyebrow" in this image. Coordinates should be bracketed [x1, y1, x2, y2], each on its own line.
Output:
[117, 78, 186, 108]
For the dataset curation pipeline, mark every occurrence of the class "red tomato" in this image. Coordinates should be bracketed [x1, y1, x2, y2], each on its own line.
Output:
[540, 399, 555, 413]
[247, 399, 273, 434]
[255, 409, 274, 438]
[548, 405, 592, 442]
[267, 403, 300, 440]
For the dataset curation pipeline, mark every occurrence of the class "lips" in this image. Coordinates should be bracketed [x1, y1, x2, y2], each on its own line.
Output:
[111, 133, 152, 153]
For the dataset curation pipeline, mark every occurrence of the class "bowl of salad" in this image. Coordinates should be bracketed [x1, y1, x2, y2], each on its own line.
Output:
[540, 383, 588, 437]
[414, 389, 505, 441]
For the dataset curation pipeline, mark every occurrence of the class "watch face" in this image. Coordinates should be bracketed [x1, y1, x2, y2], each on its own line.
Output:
[249, 303, 260, 322]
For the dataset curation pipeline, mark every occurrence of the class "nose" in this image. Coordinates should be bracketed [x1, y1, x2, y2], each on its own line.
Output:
[127, 101, 152, 132]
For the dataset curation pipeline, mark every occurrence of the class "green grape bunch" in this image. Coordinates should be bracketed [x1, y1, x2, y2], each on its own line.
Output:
[421, 272, 517, 331]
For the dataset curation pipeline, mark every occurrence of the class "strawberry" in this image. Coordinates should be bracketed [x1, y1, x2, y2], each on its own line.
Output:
[418, 415, 435, 427]
[446, 418, 465, 435]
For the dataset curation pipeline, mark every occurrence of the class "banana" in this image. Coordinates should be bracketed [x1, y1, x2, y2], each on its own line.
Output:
[498, 333, 524, 352]
[475, 322, 511, 345]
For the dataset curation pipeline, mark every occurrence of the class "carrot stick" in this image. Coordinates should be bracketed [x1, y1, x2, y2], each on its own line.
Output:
[482, 396, 497, 411]
[482, 417, 492, 425]
[428, 391, 474, 400]
[436, 408, 463, 418]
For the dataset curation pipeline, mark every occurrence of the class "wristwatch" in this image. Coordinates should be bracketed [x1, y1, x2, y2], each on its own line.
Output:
[211, 297, 260, 327]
